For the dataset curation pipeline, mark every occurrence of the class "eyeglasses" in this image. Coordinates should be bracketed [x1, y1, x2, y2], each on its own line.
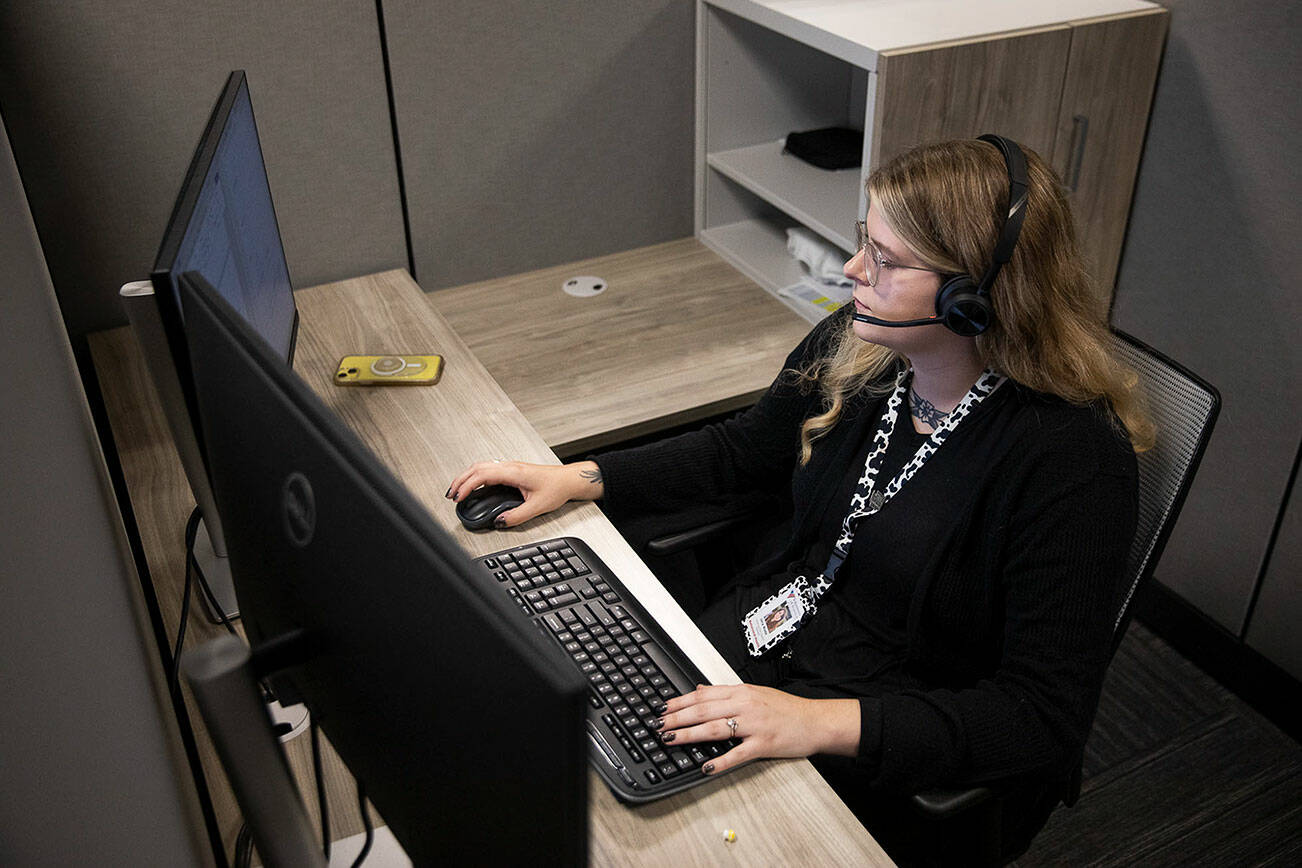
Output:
[854, 221, 947, 287]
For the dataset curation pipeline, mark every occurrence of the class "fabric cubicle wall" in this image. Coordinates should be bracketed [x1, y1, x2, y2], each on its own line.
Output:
[0, 111, 207, 866]
[0, 0, 408, 340]
[1110, 0, 1300, 673]
[380, 0, 697, 290]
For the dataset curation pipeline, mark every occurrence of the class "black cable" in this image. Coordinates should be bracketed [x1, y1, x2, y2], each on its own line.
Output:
[234, 823, 253, 868]
[190, 539, 238, 638]
[311, 719, 330, 859]
[351, 781, 374, 868]
[168, 508, 204, 698]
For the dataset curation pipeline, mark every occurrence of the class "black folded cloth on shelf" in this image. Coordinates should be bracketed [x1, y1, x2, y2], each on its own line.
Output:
[783, 126, 864, 170]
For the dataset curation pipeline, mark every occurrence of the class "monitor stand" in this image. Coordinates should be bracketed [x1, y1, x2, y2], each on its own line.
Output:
[184, 635, 325, 867]
[193, 516, 240, 623]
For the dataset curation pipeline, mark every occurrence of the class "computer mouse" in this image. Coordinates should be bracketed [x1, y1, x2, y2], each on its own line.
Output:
[455, 484, 525, 531]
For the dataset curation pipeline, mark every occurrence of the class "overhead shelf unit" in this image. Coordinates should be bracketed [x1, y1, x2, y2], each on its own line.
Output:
[695, 0, 1169, 322]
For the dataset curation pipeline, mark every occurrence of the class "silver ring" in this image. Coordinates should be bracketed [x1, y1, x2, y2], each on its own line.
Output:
[726, 717, 738, 737]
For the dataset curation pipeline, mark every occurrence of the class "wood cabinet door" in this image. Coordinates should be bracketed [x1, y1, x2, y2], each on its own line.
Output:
[872, 27, 1073, 170]
[1051, 10, 1169, 300]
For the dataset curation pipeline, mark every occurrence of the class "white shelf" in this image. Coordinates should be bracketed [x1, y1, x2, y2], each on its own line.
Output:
[707, 141, 859, 254]
[708, 0, 1161, 61]
[700, 218, 827, 325]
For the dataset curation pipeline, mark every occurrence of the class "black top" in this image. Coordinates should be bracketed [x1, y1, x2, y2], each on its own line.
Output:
[594, 305, 1138, 795]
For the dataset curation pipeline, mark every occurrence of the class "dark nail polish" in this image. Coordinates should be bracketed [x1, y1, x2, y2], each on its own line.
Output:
[661, 731, 676, 743]
[651, 718, 664, 730]
[445, 487, 452, 498]
[702, 762, 715, 775]
[494, 516, 507, 529]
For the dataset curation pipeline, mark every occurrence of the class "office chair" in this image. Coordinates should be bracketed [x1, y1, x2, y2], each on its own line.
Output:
[642, 329, 1221, 865]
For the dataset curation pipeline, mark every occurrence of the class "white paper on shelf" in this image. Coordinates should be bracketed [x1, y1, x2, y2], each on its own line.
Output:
[777, 277, 853, 320]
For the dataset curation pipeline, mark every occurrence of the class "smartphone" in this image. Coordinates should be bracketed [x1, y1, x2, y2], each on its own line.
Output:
[334, 354, 444, 386]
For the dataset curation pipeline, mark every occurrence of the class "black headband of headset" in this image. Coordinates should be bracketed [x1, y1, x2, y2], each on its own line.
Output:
[974, 133, 1029, 296]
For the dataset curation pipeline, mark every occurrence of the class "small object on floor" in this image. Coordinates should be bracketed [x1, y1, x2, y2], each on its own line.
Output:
[723, 829, 737, 844]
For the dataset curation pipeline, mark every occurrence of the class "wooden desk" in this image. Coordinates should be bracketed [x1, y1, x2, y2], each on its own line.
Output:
[428, 238, 812, 456]
[90, 270, 891, 865]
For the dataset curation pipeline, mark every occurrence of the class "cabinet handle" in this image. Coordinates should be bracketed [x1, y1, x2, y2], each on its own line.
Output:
[1068, 114, 1089, 192]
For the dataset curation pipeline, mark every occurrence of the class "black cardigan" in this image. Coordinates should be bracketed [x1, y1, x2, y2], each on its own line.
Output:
[594, 307, 1138, 795]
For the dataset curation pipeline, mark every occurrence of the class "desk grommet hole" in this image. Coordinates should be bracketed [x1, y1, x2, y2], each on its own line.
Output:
[563, 275, 607, 298]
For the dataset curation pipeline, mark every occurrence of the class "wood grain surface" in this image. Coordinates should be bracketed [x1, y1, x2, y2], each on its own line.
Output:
[1050, 9, 1168, 295]
[91, 269, 891, 865]
[425, 238, 812, 456]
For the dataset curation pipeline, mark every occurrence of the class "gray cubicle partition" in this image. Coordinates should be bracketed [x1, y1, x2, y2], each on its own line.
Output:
[380, 0, 696, 290]
[0, 113, 207, 866]
[1111, 0, 1300, 673]
[0, 0, 407, 339]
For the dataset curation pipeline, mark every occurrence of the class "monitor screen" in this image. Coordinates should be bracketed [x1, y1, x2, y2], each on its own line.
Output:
[176, 269, 588, 864]
[153, 70, 297, 363]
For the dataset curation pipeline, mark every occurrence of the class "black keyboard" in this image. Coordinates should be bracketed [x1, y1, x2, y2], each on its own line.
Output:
[471, 536, 737, 802]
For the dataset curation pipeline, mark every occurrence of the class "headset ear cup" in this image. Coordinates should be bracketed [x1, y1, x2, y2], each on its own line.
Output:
[936, 276, 993, 337]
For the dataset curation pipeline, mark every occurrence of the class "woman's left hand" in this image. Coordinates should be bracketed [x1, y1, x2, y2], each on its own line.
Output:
[656, 683, 861, 775]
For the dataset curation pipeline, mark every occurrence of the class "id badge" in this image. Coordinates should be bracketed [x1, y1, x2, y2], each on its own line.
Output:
[743, 578, 810, 657]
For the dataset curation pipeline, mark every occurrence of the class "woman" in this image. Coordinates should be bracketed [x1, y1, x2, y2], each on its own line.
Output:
[446, 137, 1151, 860]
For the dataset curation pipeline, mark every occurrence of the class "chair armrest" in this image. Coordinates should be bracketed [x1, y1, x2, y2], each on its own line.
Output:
[910, 785, 997, 818]
[645, 511, 762, 557]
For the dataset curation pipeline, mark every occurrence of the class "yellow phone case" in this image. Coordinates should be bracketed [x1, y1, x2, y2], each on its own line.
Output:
[334, 354, 444, 386]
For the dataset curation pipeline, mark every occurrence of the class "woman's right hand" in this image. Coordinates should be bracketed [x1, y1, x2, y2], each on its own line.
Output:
[445, 460, 604, 528]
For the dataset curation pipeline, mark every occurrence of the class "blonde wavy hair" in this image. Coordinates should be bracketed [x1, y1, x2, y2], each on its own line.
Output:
[794, 138, 1154, 465]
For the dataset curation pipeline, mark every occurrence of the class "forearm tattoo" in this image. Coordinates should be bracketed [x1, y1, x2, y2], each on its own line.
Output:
[910, 387, 950, 428]
[580, 467, 603, 485]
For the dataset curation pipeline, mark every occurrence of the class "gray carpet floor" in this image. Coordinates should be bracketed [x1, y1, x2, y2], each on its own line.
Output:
[1016, 622, 1302, 866]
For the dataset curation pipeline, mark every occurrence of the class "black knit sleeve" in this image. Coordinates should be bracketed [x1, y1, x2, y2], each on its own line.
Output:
[856, 411, 1137, 792]
[594, 307, 850, 523]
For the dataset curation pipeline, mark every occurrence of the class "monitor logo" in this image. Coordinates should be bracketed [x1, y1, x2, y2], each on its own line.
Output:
[281, 472, 316, 548]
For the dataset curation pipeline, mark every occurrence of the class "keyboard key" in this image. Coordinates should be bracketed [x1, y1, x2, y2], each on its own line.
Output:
[658, 762, 679, 778]
[542, 613, 565, 634]
[567, 556, 589, 574]
[671, 750, 693, 771]
[688, 748, 708, 765]
[644, 769, 662, 785]
[552, 592, 580, 607]
[640, 738, 659, 753]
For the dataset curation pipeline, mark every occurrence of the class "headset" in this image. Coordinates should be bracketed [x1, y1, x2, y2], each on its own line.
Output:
[852, 133, 1029, 337]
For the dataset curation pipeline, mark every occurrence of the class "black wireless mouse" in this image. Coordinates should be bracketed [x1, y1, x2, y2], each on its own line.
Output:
[455, 484, 526, 531]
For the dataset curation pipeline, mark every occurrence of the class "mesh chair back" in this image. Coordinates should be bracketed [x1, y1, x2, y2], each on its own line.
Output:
[1108, 331, 1220, 647]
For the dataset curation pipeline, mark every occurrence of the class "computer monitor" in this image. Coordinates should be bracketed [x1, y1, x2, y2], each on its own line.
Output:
[176, 270, 588, 864]
[133, 70, 299, 620]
